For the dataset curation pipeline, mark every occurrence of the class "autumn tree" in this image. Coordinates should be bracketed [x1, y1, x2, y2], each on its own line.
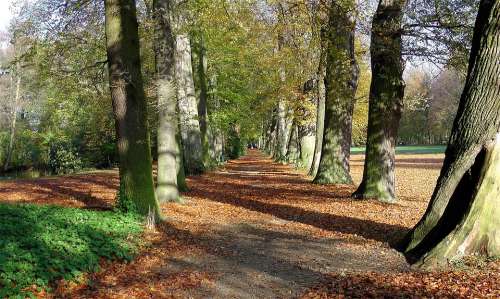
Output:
[352, 0, 406, 202]
[313, 0, 359, 184]
[104, 0, 161, 218]
[399, 0, 500, 268]
[173, 0, 205, 174]
[153, 0, 184, 202]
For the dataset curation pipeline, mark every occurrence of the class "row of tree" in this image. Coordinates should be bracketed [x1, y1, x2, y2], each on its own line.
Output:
[260, 0, 499, 269]
[0, 0, 497, 269]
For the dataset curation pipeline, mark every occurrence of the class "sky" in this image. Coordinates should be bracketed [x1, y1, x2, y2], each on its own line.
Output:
[0, 0, 13, 32]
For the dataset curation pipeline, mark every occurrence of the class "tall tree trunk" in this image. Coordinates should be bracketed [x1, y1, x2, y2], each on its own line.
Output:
[299, 124, 316, 170]
[195, 35, 211, 167]
[313, 2, 359, 184]
[3, 72, 21, 172]
[175, 34, 205, 174]
[399, 0, 500, 268]
[274, 98, 288, 161]
[309, 70, 326, 176]
[352, 0, 406, 203]
[207, 74, 224, 163]
[286, 121, 300, 164]
[104, 0, 160, 218]
[153, 0, 182, 202]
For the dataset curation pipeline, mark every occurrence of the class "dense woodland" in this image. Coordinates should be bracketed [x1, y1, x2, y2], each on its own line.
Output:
[0, 0, 498, 297]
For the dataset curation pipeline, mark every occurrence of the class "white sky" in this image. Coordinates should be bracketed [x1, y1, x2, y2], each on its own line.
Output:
[0, 0, 13, 32]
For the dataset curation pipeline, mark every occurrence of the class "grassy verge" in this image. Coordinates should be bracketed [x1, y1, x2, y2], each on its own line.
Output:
[0, 203, 144, 298]
[351, 145, 446, 155]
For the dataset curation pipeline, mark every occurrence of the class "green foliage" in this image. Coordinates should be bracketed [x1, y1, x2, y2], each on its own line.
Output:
[48, 140, 83, 175]
[0, 203, 143, 298]
[115, 180, 138, 214]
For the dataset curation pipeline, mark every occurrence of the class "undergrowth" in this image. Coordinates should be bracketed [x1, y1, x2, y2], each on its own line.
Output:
[0, 203, 144, 298]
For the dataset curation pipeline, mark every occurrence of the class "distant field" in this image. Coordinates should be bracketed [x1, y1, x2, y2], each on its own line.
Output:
[351, 145, 446, 155]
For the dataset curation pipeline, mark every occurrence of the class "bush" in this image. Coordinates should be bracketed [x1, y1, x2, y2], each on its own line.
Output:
[48, 141, 83, 174]
[0, 203, 144, 298]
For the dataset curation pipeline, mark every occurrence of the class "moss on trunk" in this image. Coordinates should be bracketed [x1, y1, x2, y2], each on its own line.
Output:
[313, 1, 359, 185]
[400, 0, 500, 268]
[104, 0, 161, 219]
[353, 0, 406, 203]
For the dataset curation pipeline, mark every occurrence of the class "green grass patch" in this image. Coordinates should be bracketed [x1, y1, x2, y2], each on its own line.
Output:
[0, 203, 144, 298]
[351, 145, 446, 155]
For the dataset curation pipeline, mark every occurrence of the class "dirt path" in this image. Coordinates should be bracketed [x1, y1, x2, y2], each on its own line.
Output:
[38, 149, 445, 298]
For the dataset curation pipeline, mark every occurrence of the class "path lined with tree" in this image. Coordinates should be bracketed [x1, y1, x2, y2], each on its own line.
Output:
[1, 150, 498, 297]
[0, 0, 498, 296]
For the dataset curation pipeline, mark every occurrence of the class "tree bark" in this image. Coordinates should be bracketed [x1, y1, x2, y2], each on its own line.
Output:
[399, 0, 500, 268]
[175, 34, 205, 174]
[153, 0, 182, 203]
[104, 0, 161, 218]
[3, 71, 21, 172]
[274, 98, 288, 161]
[299, 123, 316, 170]
[195, 35, 211, 167]
[286, 121, 300, 164]
[313, 2, 359, 184]
[309, 72, 326, 176]
[352, 0, 406, 203]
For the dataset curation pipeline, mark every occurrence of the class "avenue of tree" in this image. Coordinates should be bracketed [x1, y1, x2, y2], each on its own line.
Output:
[0, 0, 498, 270]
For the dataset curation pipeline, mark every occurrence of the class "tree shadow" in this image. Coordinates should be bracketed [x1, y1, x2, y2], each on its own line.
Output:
[70, 220, 412, 298]
[0, 173, 117, 209]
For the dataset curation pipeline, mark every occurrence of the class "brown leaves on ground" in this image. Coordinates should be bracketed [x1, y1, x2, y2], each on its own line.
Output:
[301, 264, 500, 299]
[1, 150, 498, 298]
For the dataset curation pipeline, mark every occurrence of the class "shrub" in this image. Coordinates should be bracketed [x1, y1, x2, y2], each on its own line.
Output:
[0, 203, 143, 298]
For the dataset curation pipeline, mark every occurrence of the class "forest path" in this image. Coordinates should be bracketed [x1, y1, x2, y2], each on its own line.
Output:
[3, 150, 496, 297]
[68, 149, 437, 298]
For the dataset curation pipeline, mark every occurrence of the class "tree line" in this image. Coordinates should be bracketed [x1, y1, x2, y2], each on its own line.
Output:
[0, 0, 498, 269]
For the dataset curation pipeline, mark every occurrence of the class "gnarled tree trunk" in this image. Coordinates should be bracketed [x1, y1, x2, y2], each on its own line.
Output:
[313, 1, 359, 184]
[104, 0, 160, 218]
[400, 0, 500, 268]
[352, 0, 406, 203]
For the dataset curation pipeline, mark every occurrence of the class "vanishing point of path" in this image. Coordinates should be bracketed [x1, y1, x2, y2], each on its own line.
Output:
[1, 150, 450, 298]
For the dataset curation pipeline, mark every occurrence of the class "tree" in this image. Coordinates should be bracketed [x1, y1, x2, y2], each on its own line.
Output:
[309, 26, 327, 177]
[153, 0, 182, 203]
[399, 0, 500, 268]
[313, 1, 359, 184]
[3, 63, 21, 172]
[193, 35, 212, 167]
[173, 0, 205, 174]
[104, 0, 161, 218]
[352, 0, 406, 203]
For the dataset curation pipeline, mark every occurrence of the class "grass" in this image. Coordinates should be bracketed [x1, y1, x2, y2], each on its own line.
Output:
[0, 203, 144, 298]
[351, 145, 446, 155]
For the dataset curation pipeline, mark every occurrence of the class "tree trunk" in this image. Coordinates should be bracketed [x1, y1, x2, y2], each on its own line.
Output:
[153, 0, 181, 203]
[313, 2, 359, 184]
[175, 34, 205, 174]
[309, 72, 326, 176]
[104, 0, 160, 218]
[352, 0, 406, 203]
[399, 0, 500, 268]
[274, 98, 288, 161]
[299, 123, 316, 170]
[286, 121, 300, 164]
[3, 72, 21, 172]
[195, 36, 211, 167]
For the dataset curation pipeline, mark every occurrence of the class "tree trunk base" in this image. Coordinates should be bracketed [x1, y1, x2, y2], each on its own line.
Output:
[409, 134, 500, 269]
